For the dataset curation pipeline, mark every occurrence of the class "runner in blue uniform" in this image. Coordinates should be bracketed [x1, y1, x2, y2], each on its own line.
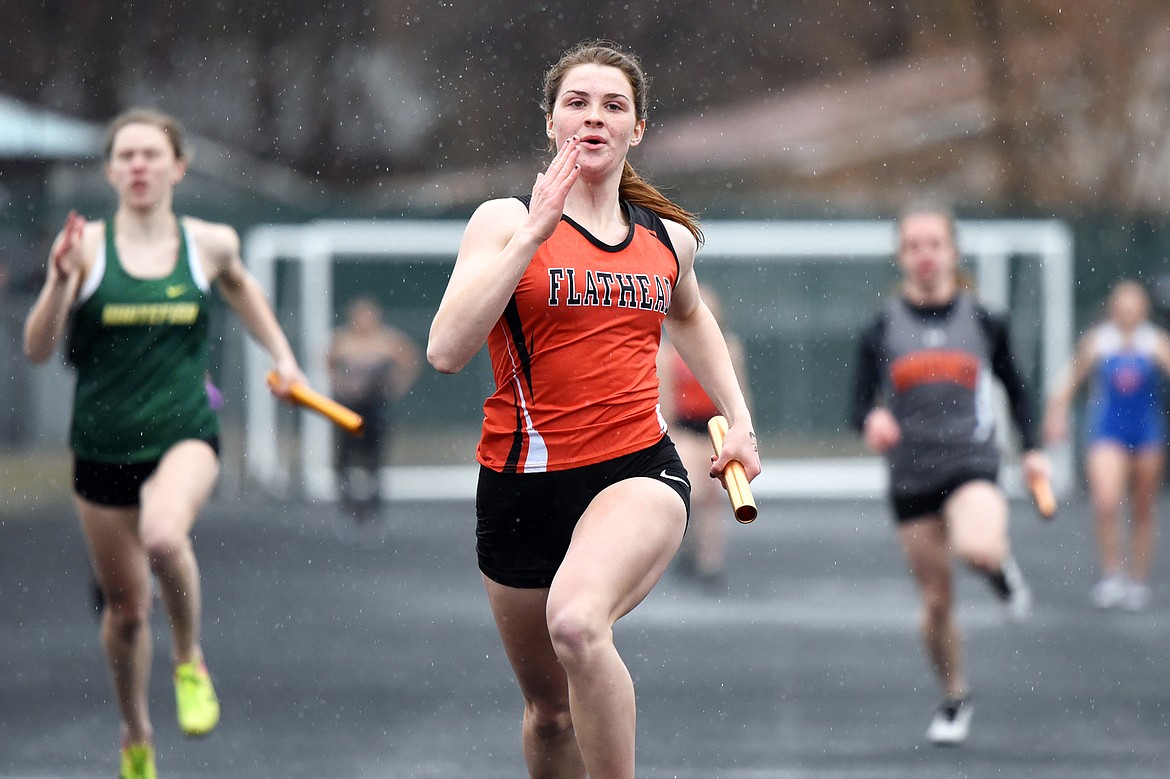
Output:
[1044, 280, 1170, 611]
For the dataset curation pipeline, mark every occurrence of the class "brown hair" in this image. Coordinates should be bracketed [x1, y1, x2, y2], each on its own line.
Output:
[541, 40, 703, 245]
[896, 201, 958, 244]
[896, 201, 974, 291]
[103, 108, 187, 161]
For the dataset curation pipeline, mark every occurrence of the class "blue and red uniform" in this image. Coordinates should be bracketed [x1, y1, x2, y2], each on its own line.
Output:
[1085, 322, 1166, 451]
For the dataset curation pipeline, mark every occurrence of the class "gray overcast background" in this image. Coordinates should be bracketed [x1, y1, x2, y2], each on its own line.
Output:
[4, 0, 1170, 218]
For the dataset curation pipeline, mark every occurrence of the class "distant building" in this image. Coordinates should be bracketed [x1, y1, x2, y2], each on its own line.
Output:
[0, 95, 101, 283]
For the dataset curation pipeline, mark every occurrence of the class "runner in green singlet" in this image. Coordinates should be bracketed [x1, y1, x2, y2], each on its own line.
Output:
[23, 108, 306, 779]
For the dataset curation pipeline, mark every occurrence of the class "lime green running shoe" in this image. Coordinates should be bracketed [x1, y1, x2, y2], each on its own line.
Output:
[120, 743, 157, 779]
[174, 661, 220, 736]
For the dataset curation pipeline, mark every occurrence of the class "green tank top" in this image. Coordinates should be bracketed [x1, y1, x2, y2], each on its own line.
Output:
[68, 218, 218, 462]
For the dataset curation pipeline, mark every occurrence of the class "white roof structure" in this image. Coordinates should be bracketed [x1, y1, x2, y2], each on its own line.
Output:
[0, 94, 101, 159]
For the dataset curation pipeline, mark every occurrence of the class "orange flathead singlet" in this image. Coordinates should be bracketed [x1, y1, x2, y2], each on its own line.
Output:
[477, 203, 680, 473]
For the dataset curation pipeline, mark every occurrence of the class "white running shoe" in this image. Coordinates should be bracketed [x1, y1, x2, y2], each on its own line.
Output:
[1091, 574, 1128, 609]
[1000, 556, 1032, 623]
[927, 696, 973, 746]
[1122, 582, 1151, 612]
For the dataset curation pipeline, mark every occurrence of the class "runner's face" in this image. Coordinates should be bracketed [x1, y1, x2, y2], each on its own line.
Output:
[546, 63, 644, 177]
[105, 123, 185, 210]
[898, 213, 957, 294]
[1109, 285, 1148, 330]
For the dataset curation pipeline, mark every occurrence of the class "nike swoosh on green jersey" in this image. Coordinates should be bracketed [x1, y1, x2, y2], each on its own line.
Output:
[165, 284, 189, 298]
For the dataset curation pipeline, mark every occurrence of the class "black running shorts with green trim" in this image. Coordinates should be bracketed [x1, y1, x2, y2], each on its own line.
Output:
[476, 434, 691, 588]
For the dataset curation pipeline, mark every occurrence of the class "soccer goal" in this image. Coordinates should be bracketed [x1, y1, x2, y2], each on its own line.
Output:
[242, 218, 1074, 502]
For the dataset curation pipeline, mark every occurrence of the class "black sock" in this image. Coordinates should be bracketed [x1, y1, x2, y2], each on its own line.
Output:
[986, 568, 1011, 600]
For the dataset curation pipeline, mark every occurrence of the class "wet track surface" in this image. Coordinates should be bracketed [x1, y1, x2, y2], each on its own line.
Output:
[2, 492, 1167, 777]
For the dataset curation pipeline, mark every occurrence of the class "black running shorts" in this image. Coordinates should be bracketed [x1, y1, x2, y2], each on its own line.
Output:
[73, 437, 220, 507]
[891, 467, 998, 523]
[476, 435, 690, 588]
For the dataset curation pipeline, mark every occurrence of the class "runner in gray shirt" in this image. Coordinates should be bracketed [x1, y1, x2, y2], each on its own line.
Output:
[850, 204, 1050, 747]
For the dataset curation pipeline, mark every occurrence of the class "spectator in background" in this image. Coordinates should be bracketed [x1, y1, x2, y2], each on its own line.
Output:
[1043, 279, 1170, 611]
[659, 283, 750, 589]
[327, 295, 420, 520]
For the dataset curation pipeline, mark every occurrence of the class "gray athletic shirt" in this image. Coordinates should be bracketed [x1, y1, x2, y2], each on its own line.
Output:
[851, 294, 1038, 497]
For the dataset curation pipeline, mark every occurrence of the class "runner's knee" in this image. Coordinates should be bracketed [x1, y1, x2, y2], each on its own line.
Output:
[525, 698, 573, 742]
[139, 513, 191, 567]
[547, 603, 609, 667]
[104, 589, 151, 638]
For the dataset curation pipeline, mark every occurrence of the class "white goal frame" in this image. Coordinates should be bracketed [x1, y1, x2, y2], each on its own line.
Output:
[243, 219, 1074, 502]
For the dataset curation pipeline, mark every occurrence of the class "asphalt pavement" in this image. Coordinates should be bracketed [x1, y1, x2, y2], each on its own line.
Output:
[1, 488, 1166, 778]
